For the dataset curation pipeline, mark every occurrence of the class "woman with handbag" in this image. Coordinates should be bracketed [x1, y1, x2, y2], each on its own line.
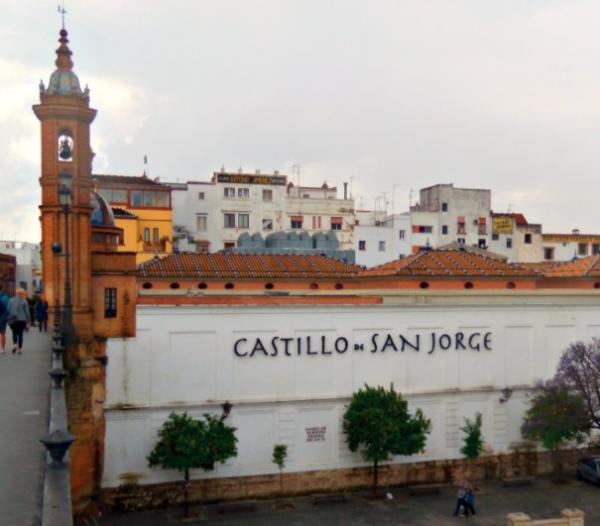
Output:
[7, 288, 31, 354]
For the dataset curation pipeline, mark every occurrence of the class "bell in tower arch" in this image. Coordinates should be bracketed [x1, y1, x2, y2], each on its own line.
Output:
[58, 132, 73, 161]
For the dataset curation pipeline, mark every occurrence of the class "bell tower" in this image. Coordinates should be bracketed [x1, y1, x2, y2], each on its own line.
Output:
[33, 27, 96, 338]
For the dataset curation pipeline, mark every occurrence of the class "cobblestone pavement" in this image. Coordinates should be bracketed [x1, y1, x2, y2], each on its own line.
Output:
[0, 329, 51, 526]
[98, 476, 600, 525]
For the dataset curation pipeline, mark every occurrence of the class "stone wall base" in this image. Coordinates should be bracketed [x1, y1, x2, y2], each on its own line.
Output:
[100, 448, 588, 513]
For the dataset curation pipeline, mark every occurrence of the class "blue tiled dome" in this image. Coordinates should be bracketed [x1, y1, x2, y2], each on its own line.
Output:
[91, 192, 115, 227]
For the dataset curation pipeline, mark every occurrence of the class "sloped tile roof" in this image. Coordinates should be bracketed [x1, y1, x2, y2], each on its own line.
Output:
[112, 207, 137, 218]
[138, 253, 361, 279]
[363, 250, 537, 278]
[93, 174, 168, 188]
[536, 256, 600, 278]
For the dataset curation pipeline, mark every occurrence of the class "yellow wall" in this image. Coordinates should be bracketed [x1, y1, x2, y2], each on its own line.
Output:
[115, 208, 173, 265]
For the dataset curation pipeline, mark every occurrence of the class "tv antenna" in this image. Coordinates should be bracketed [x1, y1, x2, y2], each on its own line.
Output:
[57, 2, 68, 29]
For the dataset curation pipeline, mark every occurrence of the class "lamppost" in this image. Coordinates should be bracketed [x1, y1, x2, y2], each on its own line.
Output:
[58, 171, 74, 345]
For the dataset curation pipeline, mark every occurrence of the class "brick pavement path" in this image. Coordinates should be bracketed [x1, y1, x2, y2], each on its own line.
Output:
[0, 329, 51, 526]
[98, 476, 600, 526]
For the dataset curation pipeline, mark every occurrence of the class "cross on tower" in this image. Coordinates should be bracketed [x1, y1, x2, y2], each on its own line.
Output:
[57, 2, 68, 29]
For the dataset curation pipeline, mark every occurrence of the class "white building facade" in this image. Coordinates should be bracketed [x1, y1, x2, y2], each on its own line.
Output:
[0, 240, 41, 292]
[168, 173, 354, 253]
[102, 291, 599, 492]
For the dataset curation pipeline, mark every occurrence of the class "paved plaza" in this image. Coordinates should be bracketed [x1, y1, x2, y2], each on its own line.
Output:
[98, 476, 600, 526]
[0, 329, 51, 526]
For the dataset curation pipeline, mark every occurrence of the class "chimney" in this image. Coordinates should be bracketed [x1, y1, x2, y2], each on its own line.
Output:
[343, 182, 348, 200]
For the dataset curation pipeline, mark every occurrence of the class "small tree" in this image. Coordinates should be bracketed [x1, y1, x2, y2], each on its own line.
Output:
[521, 381, 590, 475]
[343, 384, 431, 495]
[553, 340, 600, 429]
[460, 412, 484, 460]
[148, 412, 237, 517]
[272, 444, 288, 496]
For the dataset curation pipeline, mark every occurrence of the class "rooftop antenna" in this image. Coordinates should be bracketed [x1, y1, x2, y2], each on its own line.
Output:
[57, 2, 67, 29]
[143, 154, 148, 177]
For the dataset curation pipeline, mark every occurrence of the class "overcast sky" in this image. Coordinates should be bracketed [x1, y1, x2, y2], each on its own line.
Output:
[3, 0, 600, 242]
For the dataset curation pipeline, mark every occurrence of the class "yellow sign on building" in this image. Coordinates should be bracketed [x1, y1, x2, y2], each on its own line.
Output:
[492, 217, 513, 234]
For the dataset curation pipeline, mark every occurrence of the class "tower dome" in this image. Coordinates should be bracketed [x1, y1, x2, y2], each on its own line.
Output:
[45, 29, 85, 97]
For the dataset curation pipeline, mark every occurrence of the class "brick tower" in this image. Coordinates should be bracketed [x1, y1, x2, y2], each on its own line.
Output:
[33, 27, 96, 336]
[34, 28, 137, 515]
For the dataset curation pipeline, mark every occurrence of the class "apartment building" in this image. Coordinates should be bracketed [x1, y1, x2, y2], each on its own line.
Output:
[168, 172, 354, 252]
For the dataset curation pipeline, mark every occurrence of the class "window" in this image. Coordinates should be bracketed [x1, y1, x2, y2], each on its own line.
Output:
[524, 233, 532, 244]
[330, 217, 343, 231]
[442, 225, 448, 235]
[224, 187, 235, 198]
[104, 288, 117, 319]
[578, 243, 588, 256]
[237, 188, 249, 198]
[492, 233, 499, 241]
[132, 191, 143, 207]
[457, 238, 465, 246]
[302, 193, 310, 198]
[457, 216, 466, 235]
[290, 216, 303, 229]
[441, 202, 448, 212]
[358, 240, 366, 251]
[238, 213, 249, 229]
[544, 247, 554, 260]
[262, 218, 273, 230]
[262, 189, 273, 202]
[413, 225, 433, 234]
[506, 237, 513, 249]
[593, 244, 600, 255]
[196, 214, 207, 231]
[130, 191, 168, 208]
[224, 242, 235, 250]
[478, 217, 487, 235]
[398, 230, 405, 240]
[152, 228, 159, 243]
[143, 227, 150, 242]
[196, 240, 210, 253]
[378, 241, 386, 252]
[224, 213, 235, 228]
[198, 192, 205, 200]
[478, 238, 486, 248]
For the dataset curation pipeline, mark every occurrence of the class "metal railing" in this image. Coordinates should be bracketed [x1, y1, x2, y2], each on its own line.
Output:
[40, 314, 74, 526]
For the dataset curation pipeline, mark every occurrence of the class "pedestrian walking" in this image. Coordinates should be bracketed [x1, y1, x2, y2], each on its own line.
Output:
[27, 297, 36, 330]
[0, 285, 9, 353]
[452, 479, 467, 517]
[464, 481, 476, 516]
[7, 288, 31, 354]
[35, 297, 49, 332]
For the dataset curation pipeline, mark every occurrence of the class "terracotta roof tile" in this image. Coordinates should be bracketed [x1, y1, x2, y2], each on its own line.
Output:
[536, 256, 600, 278]
[93, 174, 169, 188]
[362, 250, 537, 278]
[138, 253, 360, 279]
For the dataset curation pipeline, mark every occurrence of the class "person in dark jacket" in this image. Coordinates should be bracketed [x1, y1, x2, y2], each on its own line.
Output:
[8, 289, 31, 354]
[35, 297, 49, 332]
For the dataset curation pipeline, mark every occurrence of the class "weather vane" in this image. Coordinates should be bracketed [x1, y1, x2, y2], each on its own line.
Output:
[57, 1, 68, 30]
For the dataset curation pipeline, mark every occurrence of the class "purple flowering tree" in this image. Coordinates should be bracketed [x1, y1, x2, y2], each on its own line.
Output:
[554, 340, 600, 429]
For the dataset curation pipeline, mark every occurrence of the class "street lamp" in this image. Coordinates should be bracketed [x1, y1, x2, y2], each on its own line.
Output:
[58, 171, 74, 345]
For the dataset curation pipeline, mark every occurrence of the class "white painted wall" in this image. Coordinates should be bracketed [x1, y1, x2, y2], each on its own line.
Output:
[103, 297, 600, 488]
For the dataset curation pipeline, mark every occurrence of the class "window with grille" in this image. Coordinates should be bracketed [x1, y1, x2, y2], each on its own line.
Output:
[104, 288, 117, 319]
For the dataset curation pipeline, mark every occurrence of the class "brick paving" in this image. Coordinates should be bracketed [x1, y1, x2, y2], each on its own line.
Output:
[0, 329, 51, 526]
[98, 476, 600, 525]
